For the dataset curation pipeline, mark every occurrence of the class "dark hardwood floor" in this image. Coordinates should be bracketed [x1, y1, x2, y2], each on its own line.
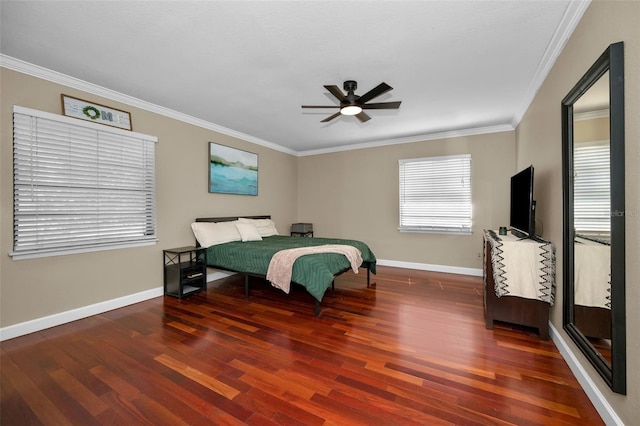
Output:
[1, 266, 603, 425]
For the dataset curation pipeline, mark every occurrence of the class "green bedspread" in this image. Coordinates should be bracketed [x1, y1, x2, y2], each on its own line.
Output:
[205, 235, 377, 302]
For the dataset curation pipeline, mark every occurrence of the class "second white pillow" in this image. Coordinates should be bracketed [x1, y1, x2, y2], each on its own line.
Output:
[235, 222, 263, 242]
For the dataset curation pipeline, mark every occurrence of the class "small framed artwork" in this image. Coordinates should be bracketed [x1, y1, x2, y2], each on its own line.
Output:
[209, 142, 258, 195]
[61, 94, 132, 130]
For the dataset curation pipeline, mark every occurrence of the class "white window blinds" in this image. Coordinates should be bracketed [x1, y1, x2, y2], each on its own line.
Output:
[574, 140, 610, 235]
[12, 105, 157, 259]
[399, 154, 472, 234]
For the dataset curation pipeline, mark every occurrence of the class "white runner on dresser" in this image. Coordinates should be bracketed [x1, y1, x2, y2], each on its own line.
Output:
[574, 236, 611, 309]
[484, 230, 556, 305]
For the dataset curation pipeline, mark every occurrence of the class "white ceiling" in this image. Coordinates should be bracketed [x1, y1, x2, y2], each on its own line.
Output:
[0, 1, 588, 155]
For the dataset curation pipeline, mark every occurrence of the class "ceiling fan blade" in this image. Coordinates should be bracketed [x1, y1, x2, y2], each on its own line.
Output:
[301, 105, 340, 109]
[355, 111, 371, 123]
[324, 85, 346, 102]
[357, 82, 392, 104]
[321, 111, 342, 122]
[361, 101, 401, 110]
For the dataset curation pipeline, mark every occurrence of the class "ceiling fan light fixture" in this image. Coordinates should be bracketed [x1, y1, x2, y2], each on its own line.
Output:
[302, 81, 399, 123]
[340, 105, 362, 116]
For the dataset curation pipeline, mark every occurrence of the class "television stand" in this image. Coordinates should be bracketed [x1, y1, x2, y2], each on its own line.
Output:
[483, 230, 555, 340]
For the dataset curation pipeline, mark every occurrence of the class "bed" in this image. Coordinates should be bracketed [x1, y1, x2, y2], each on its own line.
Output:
[192, 216, 377, 315]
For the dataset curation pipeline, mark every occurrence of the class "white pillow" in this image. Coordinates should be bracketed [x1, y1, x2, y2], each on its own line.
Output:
[191, 221, 241, 247]
[235, 223, 263, 242]
[238, 217, 279, 237]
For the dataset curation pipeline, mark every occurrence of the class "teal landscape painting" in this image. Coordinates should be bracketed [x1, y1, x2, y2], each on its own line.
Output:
[209, 143, 258, 195]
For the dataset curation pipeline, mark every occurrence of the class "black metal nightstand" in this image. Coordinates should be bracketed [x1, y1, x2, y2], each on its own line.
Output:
[290, 223, 313, 237]
[291, 230, 314, 237]
[163, 246, 206, 298]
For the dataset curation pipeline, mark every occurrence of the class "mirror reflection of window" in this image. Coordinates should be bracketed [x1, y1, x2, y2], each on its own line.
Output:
[573, 139, 610, 239]
[573, 71, 611, 241]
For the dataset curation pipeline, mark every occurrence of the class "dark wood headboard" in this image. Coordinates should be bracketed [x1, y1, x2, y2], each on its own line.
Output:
[195, 215, 271, 223]
[193, 216, 271, 247]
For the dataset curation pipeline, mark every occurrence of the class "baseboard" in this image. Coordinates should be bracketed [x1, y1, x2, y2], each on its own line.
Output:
[377, 259, 483, 277]
[549, 322, 623, 426]
[0, 287, 164, 342]
[0, 268, 237, 342]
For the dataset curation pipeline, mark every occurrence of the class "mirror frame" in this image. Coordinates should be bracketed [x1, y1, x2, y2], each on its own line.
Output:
[561, 41, 625, 394]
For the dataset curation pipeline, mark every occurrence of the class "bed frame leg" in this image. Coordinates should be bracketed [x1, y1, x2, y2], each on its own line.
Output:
[244, 275, 249, 299]
[315, 300, 320, 317]
[366, 265, 370, 288]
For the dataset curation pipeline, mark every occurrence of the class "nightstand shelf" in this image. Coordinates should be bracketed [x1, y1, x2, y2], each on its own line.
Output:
[163, 246, 207, 299]
[291, 231, 314, 237]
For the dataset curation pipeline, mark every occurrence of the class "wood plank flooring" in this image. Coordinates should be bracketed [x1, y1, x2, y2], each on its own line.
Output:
[1, 266, 603, 425]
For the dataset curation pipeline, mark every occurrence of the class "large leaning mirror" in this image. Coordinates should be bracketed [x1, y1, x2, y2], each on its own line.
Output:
[562, 41, 625, 394]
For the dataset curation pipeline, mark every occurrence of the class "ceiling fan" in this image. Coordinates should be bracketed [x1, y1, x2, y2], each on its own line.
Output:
[302, 80, 401, 123]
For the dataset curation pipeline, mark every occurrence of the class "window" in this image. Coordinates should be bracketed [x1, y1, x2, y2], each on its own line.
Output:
[399, 154, 472, 234]
[573, 140, 610, 235]
[11, 105, 157, 260]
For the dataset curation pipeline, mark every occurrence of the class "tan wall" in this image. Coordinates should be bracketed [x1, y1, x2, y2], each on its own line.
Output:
[297, 131, 516, 269]
[0, 69, 298, 327]
[515, 0, 639, 422]
[575, 116, 609, 143]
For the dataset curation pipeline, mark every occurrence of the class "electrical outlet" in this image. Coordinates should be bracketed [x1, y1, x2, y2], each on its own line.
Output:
[477, 252, 482, 259]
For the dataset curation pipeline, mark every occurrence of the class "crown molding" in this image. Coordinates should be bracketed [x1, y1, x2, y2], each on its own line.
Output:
[2, 54, 517, 157]
[0, 54, 297, 156]
[297, 124, 515, 156]
[511, 0, 591, 128]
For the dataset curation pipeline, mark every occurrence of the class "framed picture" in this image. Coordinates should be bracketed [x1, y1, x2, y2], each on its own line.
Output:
[209, 142, 258, 195]
[61, 94, 132, 130]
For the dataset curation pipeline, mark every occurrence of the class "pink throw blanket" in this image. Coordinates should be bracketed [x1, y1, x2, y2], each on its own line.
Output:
[266, 244, 363, 293]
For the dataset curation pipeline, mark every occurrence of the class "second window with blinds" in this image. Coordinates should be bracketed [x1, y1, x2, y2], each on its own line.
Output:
[398, 154, 472, 234]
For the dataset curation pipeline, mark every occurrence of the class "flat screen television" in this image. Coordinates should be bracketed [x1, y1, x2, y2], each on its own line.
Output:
[510, 165, 536, 238]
